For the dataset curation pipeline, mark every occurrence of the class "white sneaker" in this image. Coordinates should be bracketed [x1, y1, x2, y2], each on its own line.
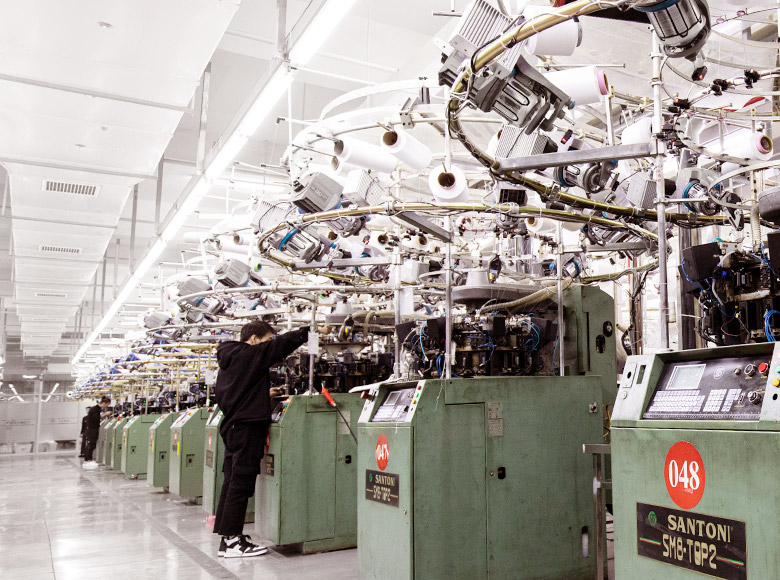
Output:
[82, 461, 98, 471]
[220, 535, 269, 558]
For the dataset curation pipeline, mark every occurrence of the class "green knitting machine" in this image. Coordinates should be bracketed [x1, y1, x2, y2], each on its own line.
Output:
[169, 407, 209, 501]
[611, 342, 780, 580]
[255, 392, 363, 553]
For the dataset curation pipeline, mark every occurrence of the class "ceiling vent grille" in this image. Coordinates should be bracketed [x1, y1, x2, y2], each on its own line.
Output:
[34, 292, 68, 299]
[39, 244, 82, 255]
[43, 180, 99, 197]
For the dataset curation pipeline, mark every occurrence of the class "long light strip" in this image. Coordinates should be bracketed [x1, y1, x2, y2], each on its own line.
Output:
[43, 383, 60, 403]
[289, 0, 358, 65]
[72, 0, 356, 365]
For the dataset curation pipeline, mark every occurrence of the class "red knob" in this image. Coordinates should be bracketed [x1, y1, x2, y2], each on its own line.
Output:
[759, 362, 769, 374]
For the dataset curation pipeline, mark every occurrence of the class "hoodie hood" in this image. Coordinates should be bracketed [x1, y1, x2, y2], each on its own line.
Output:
[217, 341, 246, 370]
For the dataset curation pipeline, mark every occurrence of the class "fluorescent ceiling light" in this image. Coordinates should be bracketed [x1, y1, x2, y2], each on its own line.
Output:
[205, 134, 249, 179]
[22, 374, 37, 379]
[289, 0, 357, 66]
[239, 67, 294, 136]
[44, 383, 59, 402]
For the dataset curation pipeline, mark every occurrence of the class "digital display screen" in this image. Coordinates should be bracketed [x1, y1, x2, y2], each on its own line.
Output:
[667, 364, 706, 391]
[385, 391, 401, 406]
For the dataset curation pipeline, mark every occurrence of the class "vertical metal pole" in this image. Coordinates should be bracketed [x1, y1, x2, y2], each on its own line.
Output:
[129, 185, 139, 271]
[113, 239, 119, 298]
[155, 160, 164, 233]
[90, 271, 98, 329]
[556, 222, 565, 376]
[1, 177, 8, 217]
[443, 87, 454, 380]
[309, 301, 317, 395]
[100, 255, 107, 317]
[445, 217, 453, 379]
[604, 91, 615, 147]
[594, 453, 605, 580]
[651, 33, 670, 350]
[276, 0, 288, 58]
[34, 380, 43, 455]
[393, 246, 402, 379]
[196, 63, 211, 173]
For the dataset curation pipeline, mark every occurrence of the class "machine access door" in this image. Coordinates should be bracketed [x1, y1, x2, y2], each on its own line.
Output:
[412, 403, 487, 579]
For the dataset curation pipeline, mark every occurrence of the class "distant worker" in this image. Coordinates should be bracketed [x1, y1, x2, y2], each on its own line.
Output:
[82, 396, 111, 470]
[213, 320, 308, 558]
[79, 413, 88, 458]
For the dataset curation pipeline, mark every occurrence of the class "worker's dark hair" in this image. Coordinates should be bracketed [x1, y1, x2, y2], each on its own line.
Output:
[100, 396, 111, 403]
[240, 320, 275, 342]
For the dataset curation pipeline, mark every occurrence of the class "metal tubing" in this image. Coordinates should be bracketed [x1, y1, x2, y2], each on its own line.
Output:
[155, 159, 164, 232]
[497, 143, 653, 172]
[309, 301, 317, 395]
[557, 221, 565, 376]
[113, 240, 119, 298]
[34, 380, 43, 455]
[445, 216, 453, 379]
[652, 33, 670, 350]
[129, 185, 139, 272]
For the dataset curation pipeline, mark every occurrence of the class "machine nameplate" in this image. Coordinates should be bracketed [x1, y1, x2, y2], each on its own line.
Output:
[365, 469, 399, 507]
[205, 450, 213, 468]
[636, 502, 746, 579]
[265, 454, 274, 476]
[488, 418, 503, 437]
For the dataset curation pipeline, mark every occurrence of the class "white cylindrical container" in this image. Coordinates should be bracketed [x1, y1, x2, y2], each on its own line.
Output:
[380, 129, 432, 170]
[621, 117, 654, 145]
[544, 66, 608, 107]
[704, 131, 772, 161]
[525, 216, 582, 234]
[334, 138, 398, 173]
[523, 5, 582, 56]
[428, 164, 469, 203]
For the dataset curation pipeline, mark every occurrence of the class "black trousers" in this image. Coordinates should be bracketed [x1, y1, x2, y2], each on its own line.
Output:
[79, 432, 87, 457]
[84, 428, 99, 461]
[213, 420, 269, 537]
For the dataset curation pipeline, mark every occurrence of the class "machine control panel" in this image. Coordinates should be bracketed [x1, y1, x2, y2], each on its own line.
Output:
[644, 356, 771, 420]
[371, 385, 422, 422]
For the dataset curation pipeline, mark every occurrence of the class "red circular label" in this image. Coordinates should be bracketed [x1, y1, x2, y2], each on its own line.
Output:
[664, 441, 706, 509]
[375, 434, 389, 471]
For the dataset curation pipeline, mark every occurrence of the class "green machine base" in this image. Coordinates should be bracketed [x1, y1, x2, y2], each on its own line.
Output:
[110, 416, 126, 470]
[358, 377, 606, 580]
[102, 418, 116, 467]
[96, 417, 110, 464]
[202, 408, 254, 522]
[169, 407, 209, 501]
[147, 412, 179, 489]
[256, 393, 362, 553]
[612, 343, 780, 580]
[120, 414, 161, 478]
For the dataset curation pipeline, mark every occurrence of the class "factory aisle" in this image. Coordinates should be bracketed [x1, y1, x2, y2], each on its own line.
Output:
[0, 455, 358, 579]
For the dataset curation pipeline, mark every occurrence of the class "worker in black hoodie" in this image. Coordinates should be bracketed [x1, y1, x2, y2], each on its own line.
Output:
[213, 319, 309, 558]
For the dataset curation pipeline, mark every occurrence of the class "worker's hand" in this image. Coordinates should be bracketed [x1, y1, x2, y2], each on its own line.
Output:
[269, 387, 285, 397]
[316, 325, 332, 334]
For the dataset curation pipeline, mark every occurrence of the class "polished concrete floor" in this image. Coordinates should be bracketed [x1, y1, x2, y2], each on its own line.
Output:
[0, 454, 614, 579]
[0, 454, 358, 579]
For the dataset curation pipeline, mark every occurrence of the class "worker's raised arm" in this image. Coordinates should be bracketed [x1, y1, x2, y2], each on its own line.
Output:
[253, 326, 310, 367]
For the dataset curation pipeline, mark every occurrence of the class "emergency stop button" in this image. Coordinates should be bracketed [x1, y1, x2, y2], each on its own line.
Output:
[759, 362, 769, 374]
